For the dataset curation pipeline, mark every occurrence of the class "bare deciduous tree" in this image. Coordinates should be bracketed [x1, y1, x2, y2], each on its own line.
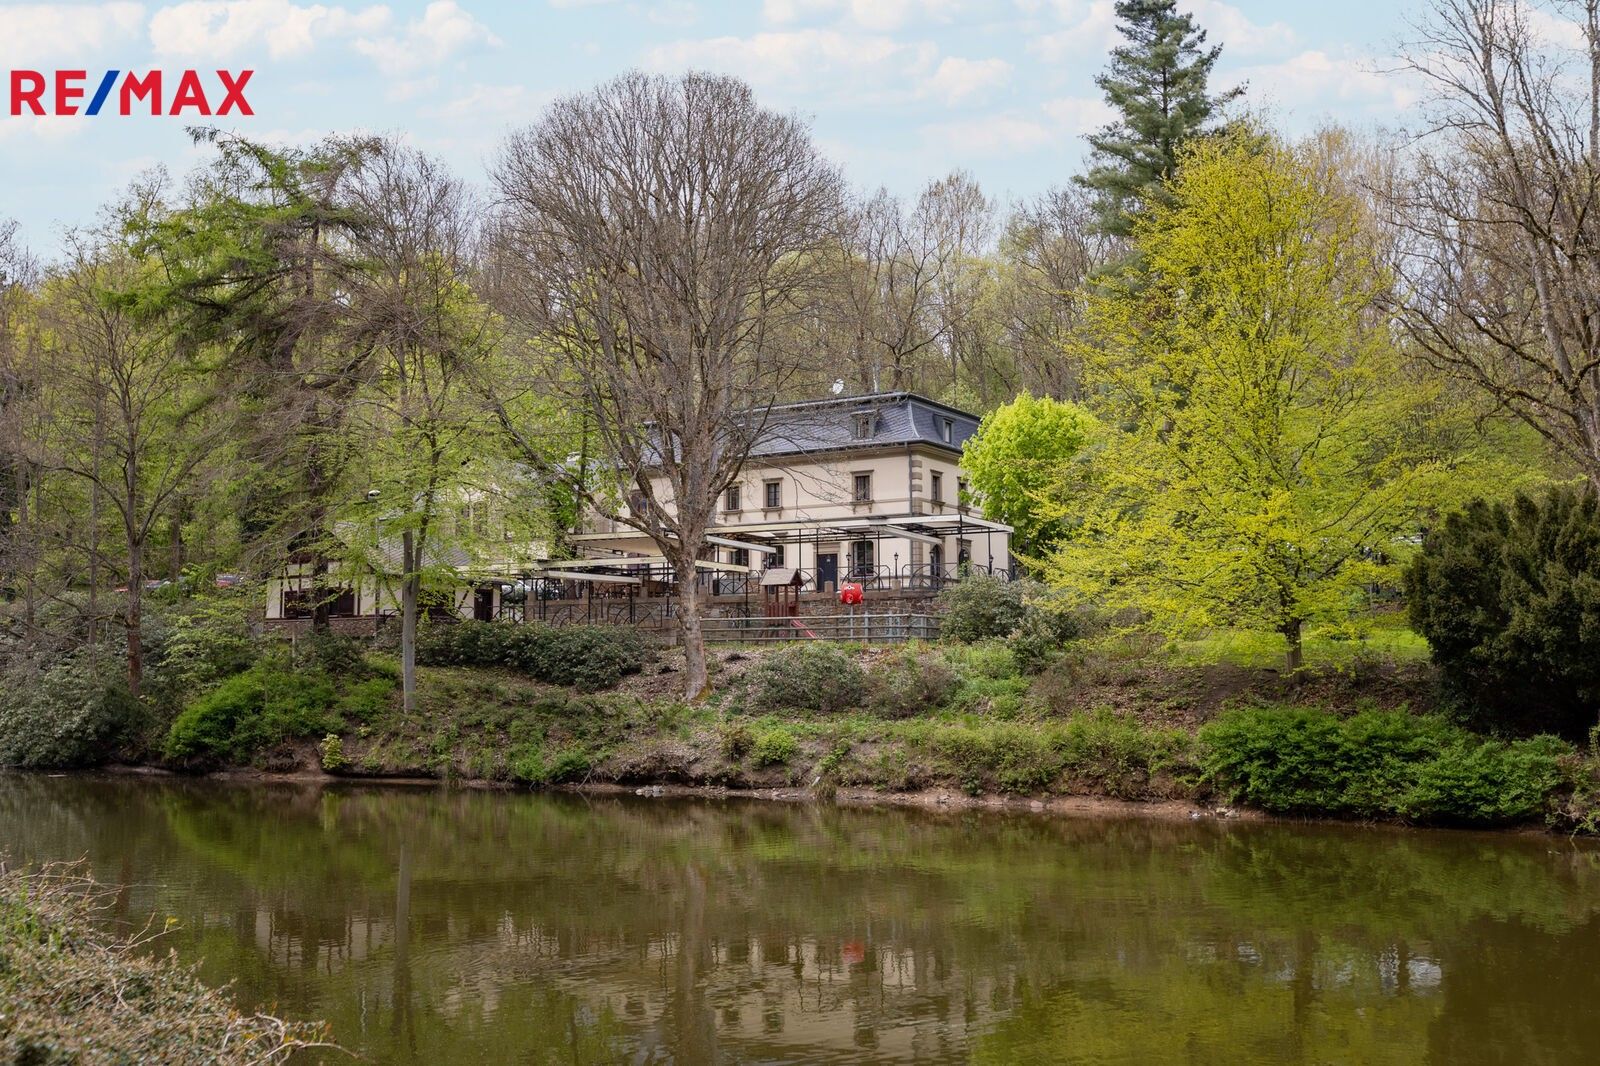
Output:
[1393, 0, 1600, 485]
[993, 187, 1114, 400]
[490, 71, 844, 699]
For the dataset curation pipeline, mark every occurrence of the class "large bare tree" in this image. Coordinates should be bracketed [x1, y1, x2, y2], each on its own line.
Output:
[1393, 0, 1600, 485]
[490, 71, 843, 699]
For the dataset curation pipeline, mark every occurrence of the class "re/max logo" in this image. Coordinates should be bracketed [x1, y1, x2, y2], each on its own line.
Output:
[8, 70, 253, 116]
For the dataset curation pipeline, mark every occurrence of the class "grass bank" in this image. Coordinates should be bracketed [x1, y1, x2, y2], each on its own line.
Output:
[140, 627, 1600, 835]
[0, 861, 332, 1063]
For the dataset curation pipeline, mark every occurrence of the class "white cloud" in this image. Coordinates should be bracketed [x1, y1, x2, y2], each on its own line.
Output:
[352, 1, 501, 75]
[421, 83, 558, 128]
[760, 0, 974, 32]
[1029, 0, 1295, 63]
[148, 0, 389, 60]
[1026, 1, 1118, 63]
[0, 3, 146, 65]
[645, 29, 939, 103]
[921, 113, 1054, 155]
[926, 56, 1012, 103]
[1189, 0, 1296, 57]
[646, 0, 699, 27]
[1236, 49, 1420, 116]
[1041, 94, 1114, 133]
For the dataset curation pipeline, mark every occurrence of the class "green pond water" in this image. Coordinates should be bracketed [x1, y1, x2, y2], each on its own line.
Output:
[3, 776, 1599, 1064]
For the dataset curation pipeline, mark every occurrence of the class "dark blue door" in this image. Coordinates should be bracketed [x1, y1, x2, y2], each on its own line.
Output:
[816, 553, 838, 591]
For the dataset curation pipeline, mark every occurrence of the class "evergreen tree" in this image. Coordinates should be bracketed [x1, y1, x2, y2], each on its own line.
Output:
[1077, 0, 1242, 237]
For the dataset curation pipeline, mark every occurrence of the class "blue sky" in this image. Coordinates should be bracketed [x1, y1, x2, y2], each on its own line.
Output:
[1, 0, 1424, 255]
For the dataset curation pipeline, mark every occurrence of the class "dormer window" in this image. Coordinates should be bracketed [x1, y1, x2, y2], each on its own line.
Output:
[852, 412, 875, 440]
[940, 417, 954, 443]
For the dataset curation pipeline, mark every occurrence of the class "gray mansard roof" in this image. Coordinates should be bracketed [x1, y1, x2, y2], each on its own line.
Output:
[750, 392, 980, 459]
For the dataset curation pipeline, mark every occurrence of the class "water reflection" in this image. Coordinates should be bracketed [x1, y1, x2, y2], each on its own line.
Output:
[2, 775, 1598, 1064]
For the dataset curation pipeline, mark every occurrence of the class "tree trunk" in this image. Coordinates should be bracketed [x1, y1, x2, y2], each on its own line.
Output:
[1283, 619, 1303, 674]
[673, 552, 710, 701]
[400, 528, 418, 715]
[126, 537, 143, 697]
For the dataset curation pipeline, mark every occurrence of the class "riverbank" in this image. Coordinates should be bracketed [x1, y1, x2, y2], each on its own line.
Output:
[124, 636, 1600, 835]
[0, 860, 332, 1062]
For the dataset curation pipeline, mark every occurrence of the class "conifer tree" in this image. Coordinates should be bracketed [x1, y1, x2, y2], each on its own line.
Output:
[1077, 0, 1242, 236]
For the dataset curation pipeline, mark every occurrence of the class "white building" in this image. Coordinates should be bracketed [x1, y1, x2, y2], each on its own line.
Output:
[265, 392, 1011, 629]
[563, 391, 1012, 598]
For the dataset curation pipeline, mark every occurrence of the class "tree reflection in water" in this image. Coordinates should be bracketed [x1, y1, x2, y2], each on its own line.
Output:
[2, 775, 1598, 1065]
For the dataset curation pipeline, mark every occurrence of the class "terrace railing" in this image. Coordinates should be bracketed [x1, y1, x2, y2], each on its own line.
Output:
[700, 612, 941, 643]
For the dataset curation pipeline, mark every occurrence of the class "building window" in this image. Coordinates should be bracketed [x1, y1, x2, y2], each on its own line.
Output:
[957, 477, 969, 506]
[852, 412, 875, 439]
[930, 471, 943, 503]
[853, 472, 873, 502]
[850, 539, 874, 577]
[764, 479, 782, 509]
[940, 417, 954, 443]
[283, 586, 356, 619]
[729, 548, 749, 569]
[725, 483, 741, 511]
[770, 544, 785, 567]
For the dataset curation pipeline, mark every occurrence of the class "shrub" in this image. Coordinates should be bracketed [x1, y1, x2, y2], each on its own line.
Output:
[1200, 705, 1571, 825]
[752, 727, 799, 767]
[937, 573, 1028, 642]
[318, 733, 346, 772]
[1009, 602, 1084, 675]
[1406, 488, 1600, 737]
[746, 642, 865, 713]
[153, 592, 257, 700]
[942, 641, 1019, 680]
[1059, 711, 1195, 798]
[416, 621, 648, 692]
[720, 722, 755, 761]
[294, 631, 368, 676]
[0, 654, 144, 769]
[867, 645, 959, 718]
[335, 676, 397, 723]
[164, 659, 340, 763]
[508, 742, 592, 785]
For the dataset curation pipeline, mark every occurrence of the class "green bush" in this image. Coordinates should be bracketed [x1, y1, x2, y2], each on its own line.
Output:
[1200, 706, 1571, 825]
[165, 659, 341, 763]
[1406, 488, 1600, 737]
[752, 727, 799, 766]
[153, 592, 257, 700]
[1009, 602, 1084, 675]
[942, 641, 1019, 680]
[0, 654, 144, 768]
[720, 722, 755, 761]
[1058, 710, 1195, 799]
[867, 645, 959, 717]
[746, 643, 865, 713]
[335, 676, 397, 723]
[508, 742, 592, 785]
[416, 621, 649, 692]
[937, 573, 1028, 642]
[318, 733, 346, 771]
[293, 631, 368, 676]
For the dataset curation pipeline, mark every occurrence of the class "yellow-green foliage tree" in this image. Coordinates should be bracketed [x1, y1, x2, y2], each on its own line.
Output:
[962, 391, 1097, 560]
[1046, 130, 1531, 670]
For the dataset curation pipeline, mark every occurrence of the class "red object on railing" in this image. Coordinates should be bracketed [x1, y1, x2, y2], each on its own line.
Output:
[839, 582, 864, 605]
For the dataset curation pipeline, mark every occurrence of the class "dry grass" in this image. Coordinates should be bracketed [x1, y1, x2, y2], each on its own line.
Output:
[0, 859, 338, 1064]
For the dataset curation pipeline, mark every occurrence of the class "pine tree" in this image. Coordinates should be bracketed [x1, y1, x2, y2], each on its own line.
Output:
[1077, 0, 1242, 237]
